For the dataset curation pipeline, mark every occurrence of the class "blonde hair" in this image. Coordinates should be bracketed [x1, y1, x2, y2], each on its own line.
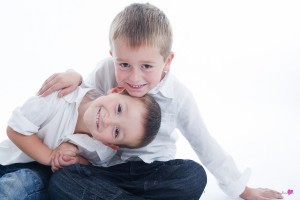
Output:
[109, 3, 173, 60]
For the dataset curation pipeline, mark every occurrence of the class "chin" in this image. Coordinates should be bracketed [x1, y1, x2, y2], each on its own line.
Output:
[128, 91, 147, 97]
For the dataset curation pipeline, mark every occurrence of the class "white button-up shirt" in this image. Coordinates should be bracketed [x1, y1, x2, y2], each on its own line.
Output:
[82, 57, 251, 197]
[0, 87, 116, 166]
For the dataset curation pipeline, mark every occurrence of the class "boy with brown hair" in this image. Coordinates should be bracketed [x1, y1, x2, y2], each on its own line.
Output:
[1, 86, 161, 199]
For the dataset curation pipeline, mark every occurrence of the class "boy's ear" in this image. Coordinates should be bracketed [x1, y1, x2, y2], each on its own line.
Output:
[104, 142, 120, 150]
[107, 86, 125, 94]
[109, 50, 112, 56]
[163, 51, 174, 72]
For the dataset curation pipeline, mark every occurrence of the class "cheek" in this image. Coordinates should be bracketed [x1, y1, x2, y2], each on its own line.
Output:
[94, 128, 111, 141]
[115, 69, 126, 82]
[83, 110, 92, 127]
[148, 72, 163, 84]
[91, 130, 104, 142]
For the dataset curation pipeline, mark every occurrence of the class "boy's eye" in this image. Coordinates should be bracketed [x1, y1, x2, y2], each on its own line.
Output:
[117, 104, 122, 114]
[141, 64, 153, 69]
[120, 63, 130, 68]
[114, 127, 120, 138]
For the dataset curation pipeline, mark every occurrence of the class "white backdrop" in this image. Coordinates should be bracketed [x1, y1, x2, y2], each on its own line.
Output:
[0, 1, 299, 199]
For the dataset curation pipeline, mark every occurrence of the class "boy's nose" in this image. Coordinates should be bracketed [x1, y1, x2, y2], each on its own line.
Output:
[102, 115, 116, 127]
[129, 68, 142, 81]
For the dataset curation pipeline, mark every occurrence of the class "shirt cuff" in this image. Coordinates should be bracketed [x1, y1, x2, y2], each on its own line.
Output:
[219, 168, 251, 197]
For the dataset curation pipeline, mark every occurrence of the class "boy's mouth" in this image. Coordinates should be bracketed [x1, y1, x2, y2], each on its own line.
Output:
[96, 107, 105, 129]
[96, 108, 101, 129]
[127, 83, 146, 89]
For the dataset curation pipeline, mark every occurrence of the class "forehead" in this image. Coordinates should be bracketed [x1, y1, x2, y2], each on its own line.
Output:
[112, 39, 160, 53]
[120, 95, 146, 146]
[112, 40, 163, 62]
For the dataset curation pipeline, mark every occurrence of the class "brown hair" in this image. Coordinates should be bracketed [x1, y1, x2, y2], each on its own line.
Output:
[119, 90, 161, 149]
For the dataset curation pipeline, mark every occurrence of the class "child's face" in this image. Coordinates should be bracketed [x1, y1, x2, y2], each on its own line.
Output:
[83, 93, 145, 148]
[110, 40, 174, 97]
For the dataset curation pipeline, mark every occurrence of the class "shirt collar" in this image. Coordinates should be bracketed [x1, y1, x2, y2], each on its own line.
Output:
[63, 87, 93, 104]
[148, 70, 174, 99]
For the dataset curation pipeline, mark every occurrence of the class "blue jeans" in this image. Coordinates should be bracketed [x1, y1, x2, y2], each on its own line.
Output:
[49, 159, 207, 200]
[0, 162, 52, 200]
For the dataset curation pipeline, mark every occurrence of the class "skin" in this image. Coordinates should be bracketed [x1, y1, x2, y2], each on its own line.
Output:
[110, 40, 174, 97]
[80, 90, 146, 149]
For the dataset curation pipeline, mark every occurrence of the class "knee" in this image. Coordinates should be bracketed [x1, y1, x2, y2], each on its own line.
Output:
[180, 160, 207, 197]
[191, 161, 207, 191]
[0, 169, 48, 199]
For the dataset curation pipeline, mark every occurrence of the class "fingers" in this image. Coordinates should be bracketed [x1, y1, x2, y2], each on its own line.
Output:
[51, 152, 61, 172]
[58, 85, 77, 97]
[259, 188, 284, 199]
[51, 152, 78, 172]
[50, 143, 80, 172]
[265, 190, 283, 199]
[38, 73, 70, 97]
[38, 74, 57, 95]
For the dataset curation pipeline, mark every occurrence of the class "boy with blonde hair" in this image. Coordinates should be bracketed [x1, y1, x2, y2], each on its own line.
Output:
[39, 3, 283, 200]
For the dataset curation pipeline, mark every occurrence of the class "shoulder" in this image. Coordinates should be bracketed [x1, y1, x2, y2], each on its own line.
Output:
[8, 91, 62, 133]
[93, 57, 116, 81]
[63, 87, 92, 103]
[95, 57, 114, 71]
[168, 73, 193, 97]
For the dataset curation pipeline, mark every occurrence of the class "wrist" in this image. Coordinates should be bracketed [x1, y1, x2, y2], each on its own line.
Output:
[40, 149, 53, 166]
[240, 186, 251, 199]
[66, 69, 82, 86]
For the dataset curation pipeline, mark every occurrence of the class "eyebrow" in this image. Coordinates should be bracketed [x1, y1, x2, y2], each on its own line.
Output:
[115, 58, 126, 62]
[115, 58, 156, 65]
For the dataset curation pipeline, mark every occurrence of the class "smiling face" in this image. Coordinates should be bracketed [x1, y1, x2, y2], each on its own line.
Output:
[110, 40, 174, 97]
[83, 92, 146, 148]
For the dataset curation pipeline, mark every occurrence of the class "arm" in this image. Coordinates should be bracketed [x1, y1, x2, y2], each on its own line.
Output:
[59, 134, 117, 166]
[7, 127, 89, 170]
[38, 57, 116, 97]
[176, 86, 283, 199]
[38, 58, 117, 97]
[7, 126, 53, 165]
[38, 69, 82, 97]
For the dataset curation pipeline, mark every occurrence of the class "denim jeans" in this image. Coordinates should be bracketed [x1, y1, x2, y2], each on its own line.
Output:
[49, 159, 207, 200]
[0, 162, 52, 200]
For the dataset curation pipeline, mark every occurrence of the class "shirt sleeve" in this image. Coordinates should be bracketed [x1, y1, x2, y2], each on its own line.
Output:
[176, 88, 250, 197]
[59, 134, 116, 166]
[82, 57, 118, 95]
[7, 93, 56, 136]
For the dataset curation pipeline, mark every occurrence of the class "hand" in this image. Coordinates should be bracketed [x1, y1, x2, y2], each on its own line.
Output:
[38, 70, 82, 97]
[51, 142, 90, 172]
[51, 142, 79, 172]
[240, 187, 283, 200]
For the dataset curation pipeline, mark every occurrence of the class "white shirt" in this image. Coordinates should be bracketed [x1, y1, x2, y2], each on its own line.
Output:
[82, 57, 251, 197]
[0, 87, 116, 166]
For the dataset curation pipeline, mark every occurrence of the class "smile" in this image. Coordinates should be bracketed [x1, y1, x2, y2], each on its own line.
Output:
[96, 108, 101, 129]
[96, 107, 106, 129]
[127, 83, 146, 89]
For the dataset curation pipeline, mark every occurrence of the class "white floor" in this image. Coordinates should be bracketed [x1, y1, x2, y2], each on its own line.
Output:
[175, 119, 300, 199]
[0, 1, 299, 199]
